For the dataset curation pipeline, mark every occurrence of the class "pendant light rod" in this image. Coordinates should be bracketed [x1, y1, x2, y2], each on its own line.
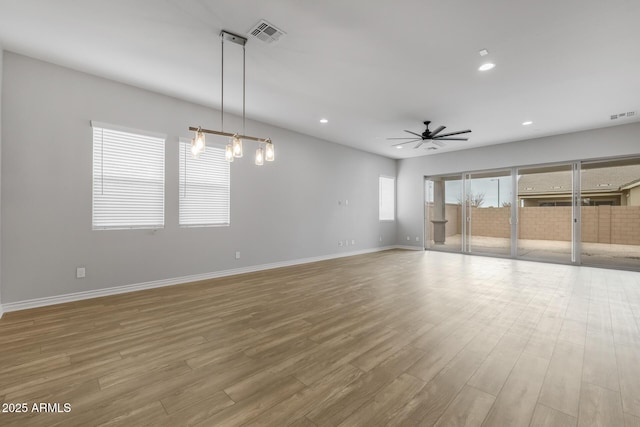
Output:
[220, 33, 224, 132]
[188, 126, 270, 143]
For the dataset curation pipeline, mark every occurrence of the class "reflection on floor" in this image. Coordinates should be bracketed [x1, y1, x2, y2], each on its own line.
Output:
[429, 235, 640, 269]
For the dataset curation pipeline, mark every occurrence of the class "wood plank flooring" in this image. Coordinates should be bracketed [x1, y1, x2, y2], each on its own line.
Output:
[1, 249, 640, 426]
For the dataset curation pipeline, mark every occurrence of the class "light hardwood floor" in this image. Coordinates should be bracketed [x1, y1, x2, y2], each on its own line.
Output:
[1, 249, 640, 426]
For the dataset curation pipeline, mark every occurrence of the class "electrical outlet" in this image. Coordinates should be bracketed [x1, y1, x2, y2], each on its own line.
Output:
[406, 236, 410, 241]
[76, 267, 86, 279]
[351, 239, 355, 245]
[379, 236, 382, 242]
[235, 251, 241, 260]
[416, 236, 420, 241]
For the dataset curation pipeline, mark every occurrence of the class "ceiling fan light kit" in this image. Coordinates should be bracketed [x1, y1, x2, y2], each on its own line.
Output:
[189, 30, 274, 166]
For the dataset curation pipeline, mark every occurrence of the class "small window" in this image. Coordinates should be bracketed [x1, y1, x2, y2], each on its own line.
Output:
[379, 176, 395, 221]
[92, 122, 165, 230]
[179, 138, 230, 227]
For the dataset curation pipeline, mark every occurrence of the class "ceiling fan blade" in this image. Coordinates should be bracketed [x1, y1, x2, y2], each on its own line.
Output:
[387, 137, 422, 140]
[432, 140, 445, 147]
[404, 130, 423, 138]
[434, 129, 471, 138]
[429, 126, 446, 138]
[392, 139, 421, 146]
[433, 137, 468, 141]
[414, 141, 424, 149]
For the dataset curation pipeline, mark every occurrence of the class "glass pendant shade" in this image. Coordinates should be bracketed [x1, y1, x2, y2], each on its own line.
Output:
[255, 147, 264, 165]
[232, 135, 243, 158]
[191, 130, 206, 158]
[225, 144, 234, 162]
[265, 141, 275, 161]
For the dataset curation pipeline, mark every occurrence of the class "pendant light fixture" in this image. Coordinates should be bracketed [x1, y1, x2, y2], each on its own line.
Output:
[232, 134, 243, 158]
[265, 140, 275, 162]
[225, 144, 234, 162]
[188, 30, 274, 166]
[191, 127, 206, 158]
[255, 146, 264, 165]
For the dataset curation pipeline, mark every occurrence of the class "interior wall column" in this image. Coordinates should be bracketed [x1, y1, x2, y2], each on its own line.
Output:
[431, 179, 447, 244]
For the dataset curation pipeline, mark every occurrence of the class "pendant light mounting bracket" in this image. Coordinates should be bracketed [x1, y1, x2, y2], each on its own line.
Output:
[221, 30, 247, 46]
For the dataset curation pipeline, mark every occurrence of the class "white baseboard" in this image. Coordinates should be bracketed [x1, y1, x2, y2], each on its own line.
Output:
[0, 304, 4, 319]
[1, 245, 403, 314]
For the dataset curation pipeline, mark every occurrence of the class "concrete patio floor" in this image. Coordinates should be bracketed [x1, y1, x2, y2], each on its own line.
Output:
[428, 234, 640, 270]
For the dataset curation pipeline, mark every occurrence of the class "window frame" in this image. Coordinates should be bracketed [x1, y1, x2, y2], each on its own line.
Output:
[379, 175, 396, 222]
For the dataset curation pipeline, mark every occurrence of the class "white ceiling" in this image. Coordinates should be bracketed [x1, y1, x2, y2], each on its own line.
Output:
[1, 0, 639, 159]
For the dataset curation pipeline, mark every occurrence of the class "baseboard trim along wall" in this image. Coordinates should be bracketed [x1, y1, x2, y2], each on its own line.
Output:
[1, 245, 419, 314]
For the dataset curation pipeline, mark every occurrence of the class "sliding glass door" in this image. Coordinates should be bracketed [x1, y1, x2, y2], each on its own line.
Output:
[425, 175, 463, 252]
[580, 158, 640, 270]
[424, 157, 639, 271]
[516, 164, 575, 264]
[464, 170, 513, 256]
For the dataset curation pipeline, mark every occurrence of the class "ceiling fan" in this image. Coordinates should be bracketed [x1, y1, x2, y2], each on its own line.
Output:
[388, 120, 471, 149]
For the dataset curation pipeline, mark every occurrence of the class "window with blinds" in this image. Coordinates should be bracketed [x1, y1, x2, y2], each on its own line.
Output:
[379, 176, 395, 221]
[92, 122, 165, 230]
[179, 139, 230, 227]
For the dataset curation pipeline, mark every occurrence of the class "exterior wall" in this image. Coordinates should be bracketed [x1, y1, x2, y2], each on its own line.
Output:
[630, 186, 640, 206]
[427, 204, 640, 245]
[519, 206, 640, 244]
[518, 207, 573, 241]
[469, 207, 511, 238]
[610, 206, 640, 245]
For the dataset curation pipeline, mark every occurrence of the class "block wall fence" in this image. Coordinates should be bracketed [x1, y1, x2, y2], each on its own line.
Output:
[425, 204, 640, 245]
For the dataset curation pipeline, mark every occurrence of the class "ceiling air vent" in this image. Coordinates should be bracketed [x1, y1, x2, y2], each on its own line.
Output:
[611, 111, 637, 120]
[248, 20, 286, 44]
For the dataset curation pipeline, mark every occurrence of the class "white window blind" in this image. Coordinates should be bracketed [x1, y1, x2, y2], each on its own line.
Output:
[92, 122, 165, 230]
[379, 176, 395, 221]
[179, 139, 230, 226]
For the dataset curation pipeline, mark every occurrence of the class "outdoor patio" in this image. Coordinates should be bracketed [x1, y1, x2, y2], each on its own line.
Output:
[429, 234, 640, 269]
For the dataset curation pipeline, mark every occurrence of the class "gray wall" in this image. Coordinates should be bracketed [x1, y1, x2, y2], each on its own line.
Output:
[1, 52, 396, 303]
[0, 48, 3, 313]
[396, 122, 640, 248]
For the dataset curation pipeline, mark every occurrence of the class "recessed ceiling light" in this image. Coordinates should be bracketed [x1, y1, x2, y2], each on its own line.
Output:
[522, 121, 533, 126]
[396, 146, 403, 149]
[478, 63, 495, 71]
[319, 118, 328, 124]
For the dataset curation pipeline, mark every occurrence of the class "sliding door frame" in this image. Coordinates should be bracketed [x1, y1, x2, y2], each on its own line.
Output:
[424, 155, 640, 270]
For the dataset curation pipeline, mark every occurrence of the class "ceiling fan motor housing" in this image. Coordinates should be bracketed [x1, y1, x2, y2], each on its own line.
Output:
[422, 121, 432, 138]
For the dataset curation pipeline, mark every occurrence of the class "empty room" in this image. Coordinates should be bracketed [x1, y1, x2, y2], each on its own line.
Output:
[1, 1, 640, 426]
